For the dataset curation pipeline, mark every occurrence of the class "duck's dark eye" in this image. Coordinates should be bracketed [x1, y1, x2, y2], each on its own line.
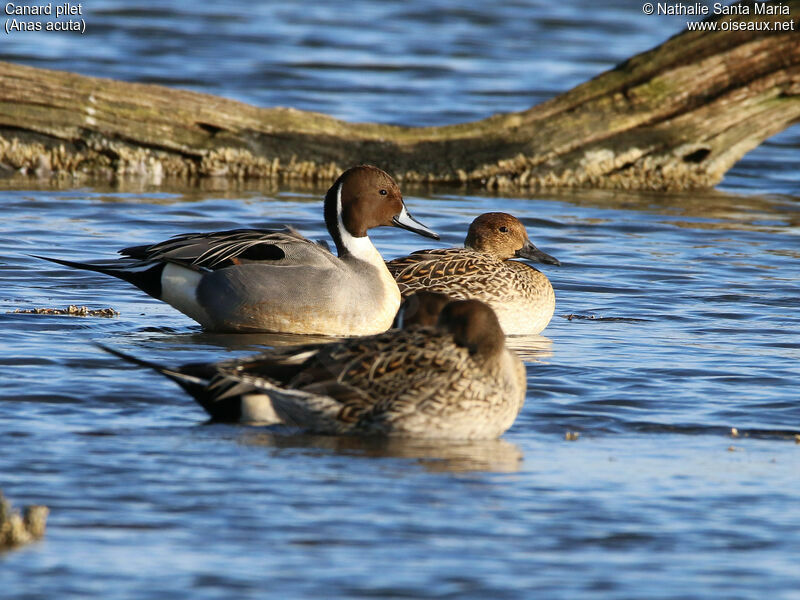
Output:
[499, 226, 509, 233]
[379, 189, 388, 196]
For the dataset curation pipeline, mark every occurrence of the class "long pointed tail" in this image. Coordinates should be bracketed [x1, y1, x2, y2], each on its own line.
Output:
[33, 254, 120, 276]
[95, 341, 206, 384]
[95, 343, 253, 422]
[33, 254, 164, 298]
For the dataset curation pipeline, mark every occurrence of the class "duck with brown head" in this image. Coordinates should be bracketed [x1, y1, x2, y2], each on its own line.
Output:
[393, 290, 452, 329]
[35, 165, 438, 336]
[98, 295, 525, 440]
[387, 212, 559, 335]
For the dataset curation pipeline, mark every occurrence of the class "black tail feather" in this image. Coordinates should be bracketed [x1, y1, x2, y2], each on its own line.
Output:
[32, 254, 120, 276]
[95, 343, 212, 406]
[32, 254, 164, 298]
[94, 343, 246, 422]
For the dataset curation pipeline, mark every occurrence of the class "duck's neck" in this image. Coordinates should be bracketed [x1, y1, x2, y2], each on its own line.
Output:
[325, 182, 383, 266]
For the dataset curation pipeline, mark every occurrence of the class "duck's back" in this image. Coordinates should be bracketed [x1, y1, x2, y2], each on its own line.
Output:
[196, 252, 399, 335]
[334, 330, 524, 439]
[252, 327, 524, 439]
[387, 248, 555, 335]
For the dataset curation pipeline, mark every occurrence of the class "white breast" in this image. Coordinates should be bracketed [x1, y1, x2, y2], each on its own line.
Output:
[160, 263, 211, 326]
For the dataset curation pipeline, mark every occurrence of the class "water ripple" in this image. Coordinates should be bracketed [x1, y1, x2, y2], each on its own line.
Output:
[2, 2, 800, 598]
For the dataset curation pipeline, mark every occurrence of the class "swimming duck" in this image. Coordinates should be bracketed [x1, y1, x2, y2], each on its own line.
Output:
[386, 212, 559, 335]
[100, 296, 526, 440]
[36, 165, 438, 335]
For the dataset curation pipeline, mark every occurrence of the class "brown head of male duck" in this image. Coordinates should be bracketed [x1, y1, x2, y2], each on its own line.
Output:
[36, 165, 438, 335]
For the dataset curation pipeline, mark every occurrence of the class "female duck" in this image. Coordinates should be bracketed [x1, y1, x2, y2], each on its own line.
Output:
[37, 165, 438, 335]
[101, 297, 527, 441]
[387, 212, 559, 335]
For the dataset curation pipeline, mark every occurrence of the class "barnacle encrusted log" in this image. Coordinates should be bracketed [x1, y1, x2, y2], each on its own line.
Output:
[0, 0, 798, 190]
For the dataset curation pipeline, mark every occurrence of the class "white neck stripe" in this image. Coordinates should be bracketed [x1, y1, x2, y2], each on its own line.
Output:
[335, 182, 380, 261]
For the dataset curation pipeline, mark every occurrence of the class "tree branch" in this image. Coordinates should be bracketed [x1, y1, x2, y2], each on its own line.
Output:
[1, 0, 798, 190]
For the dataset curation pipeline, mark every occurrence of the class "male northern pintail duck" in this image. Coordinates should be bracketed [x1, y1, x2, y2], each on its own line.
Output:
[100, 296, 527, 440]
[36, 165, 438, 335]
[386, 212, 560, 335]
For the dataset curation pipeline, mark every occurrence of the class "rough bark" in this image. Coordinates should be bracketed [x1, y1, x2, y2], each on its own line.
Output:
[0, 0, 798, 191]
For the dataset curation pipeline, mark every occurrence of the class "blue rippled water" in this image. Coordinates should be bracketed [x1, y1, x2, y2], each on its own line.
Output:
[2, 2, 799, 599]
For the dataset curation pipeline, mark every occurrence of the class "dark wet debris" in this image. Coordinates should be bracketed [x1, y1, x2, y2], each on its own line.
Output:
[563, 313, 650, 323]
[0, 492, 48, 550]
[8, 305, 119, 318]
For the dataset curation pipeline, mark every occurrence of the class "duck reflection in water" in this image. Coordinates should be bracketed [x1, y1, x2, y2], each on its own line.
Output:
[237, 431, 523, 474]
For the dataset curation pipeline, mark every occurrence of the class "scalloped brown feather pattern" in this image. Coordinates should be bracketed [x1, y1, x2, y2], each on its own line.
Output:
[386, 248, 555, 335]
[218, 326, 524, 439]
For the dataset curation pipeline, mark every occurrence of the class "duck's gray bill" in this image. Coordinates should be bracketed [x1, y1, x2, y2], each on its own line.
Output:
[392, 206, 440, 240]
[516, 243, 561, 266]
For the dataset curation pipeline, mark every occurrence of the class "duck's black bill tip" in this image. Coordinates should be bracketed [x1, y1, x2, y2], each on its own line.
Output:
[516, 245, 560, 266]
[392, 207, 439, 240]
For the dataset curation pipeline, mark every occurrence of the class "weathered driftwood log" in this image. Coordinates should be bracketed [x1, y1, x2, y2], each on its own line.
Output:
[0, 1, 798, 190]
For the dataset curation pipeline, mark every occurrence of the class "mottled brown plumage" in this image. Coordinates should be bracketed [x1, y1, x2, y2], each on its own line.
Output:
[220, 299, 526, 439]
[101, 297, 526, 440]
[387, 212, 560, 335]
[392, 290, 451, 328]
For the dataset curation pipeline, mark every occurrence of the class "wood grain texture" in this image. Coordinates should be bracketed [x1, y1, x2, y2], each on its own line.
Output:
[1, 0, 798, 190]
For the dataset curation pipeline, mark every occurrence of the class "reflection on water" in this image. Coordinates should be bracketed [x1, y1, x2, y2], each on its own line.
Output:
[4, 131, 800, 600]
[506, 334, 553, 362]
[163, 330, 340, 352]
[3, 173, 797, 234]
[239, 430, 524, 473]
[513, 187, 800, 233]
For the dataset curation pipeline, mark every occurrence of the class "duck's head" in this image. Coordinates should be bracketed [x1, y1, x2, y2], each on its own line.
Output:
[393, 291, 452, 329]
[325, 165, 439, 255]
[438, 299, 506, 360]
[465, 212, 560, 266]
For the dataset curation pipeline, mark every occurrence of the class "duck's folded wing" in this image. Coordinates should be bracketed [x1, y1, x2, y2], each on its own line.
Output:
[294, 330, 469, 399]
[225, 328, 467, 389]
[218, 345, 363, 431]
[120, 227, 330, 270]
[220, 331, 475, 434]
[386, 248, 459, 271]
[219, 345, 324, 386]
[221, 371, 369, 434]
[387, 249, 492, 289]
